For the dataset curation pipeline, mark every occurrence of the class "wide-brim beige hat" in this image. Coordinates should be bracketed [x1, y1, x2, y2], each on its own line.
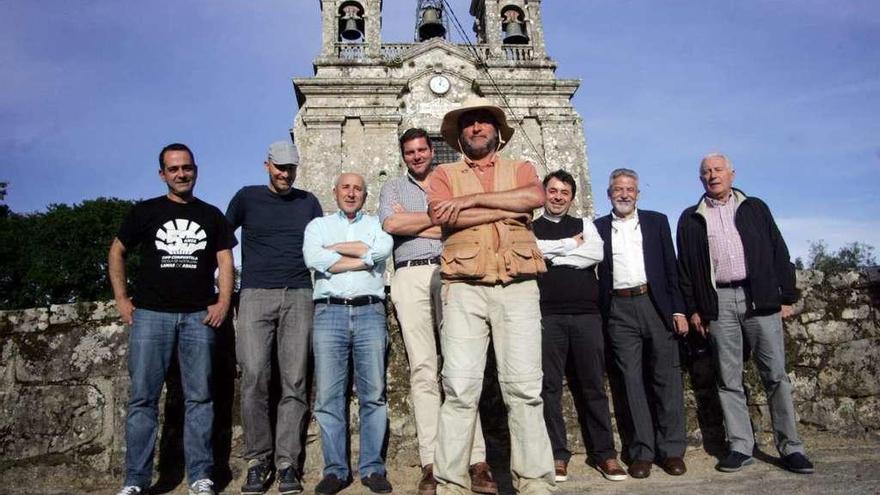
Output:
[440, 96, 515, 153]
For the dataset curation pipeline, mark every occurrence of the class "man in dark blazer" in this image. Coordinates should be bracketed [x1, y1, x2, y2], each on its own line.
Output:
[594, 168, 689, 479]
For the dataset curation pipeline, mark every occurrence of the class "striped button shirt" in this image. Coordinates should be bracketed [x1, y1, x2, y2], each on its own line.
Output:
[377, 172, 443, 264]
[704, 195, 747, 283]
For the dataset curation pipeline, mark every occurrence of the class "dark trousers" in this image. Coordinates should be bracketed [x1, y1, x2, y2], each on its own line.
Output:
[541, 313, 617, 463]
[606, 294, 686, 462]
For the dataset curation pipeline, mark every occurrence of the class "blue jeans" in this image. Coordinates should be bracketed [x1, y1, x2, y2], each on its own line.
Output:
[313, 302, 388, 480]
[125, 308, 215, 488]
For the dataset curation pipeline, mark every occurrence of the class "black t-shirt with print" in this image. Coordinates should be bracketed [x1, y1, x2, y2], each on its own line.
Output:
[117, 195, 237, 312]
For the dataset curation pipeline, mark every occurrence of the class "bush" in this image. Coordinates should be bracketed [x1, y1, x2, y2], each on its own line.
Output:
[0, 198, 140, 309]
[797, 240, 877, 274]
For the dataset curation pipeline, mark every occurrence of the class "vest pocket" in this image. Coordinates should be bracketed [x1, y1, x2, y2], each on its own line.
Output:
[441, 243, 487, 279]
[504, 244, 547, 278]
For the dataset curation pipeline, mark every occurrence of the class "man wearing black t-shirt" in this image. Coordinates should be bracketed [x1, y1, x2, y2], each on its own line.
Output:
[108, 143, 236, 495]
[533, 170, 627, 484]
[225, 141, 323, 495]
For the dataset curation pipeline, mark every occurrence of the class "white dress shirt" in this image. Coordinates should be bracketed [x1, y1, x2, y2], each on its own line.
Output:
[610, 209, 648, 289]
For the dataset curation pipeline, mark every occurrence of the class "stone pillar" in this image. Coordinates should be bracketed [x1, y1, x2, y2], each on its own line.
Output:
[298, 115, 346, 210]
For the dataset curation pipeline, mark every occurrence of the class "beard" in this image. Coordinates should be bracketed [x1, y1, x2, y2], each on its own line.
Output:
[460, 132, 499, 159]
[613, 199, 635, 216]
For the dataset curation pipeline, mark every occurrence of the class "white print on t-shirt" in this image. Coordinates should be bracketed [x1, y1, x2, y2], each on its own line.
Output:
[154, 219, 207, 269]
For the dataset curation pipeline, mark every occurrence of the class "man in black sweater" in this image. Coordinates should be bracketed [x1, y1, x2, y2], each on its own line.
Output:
[533, 170, 628, 483]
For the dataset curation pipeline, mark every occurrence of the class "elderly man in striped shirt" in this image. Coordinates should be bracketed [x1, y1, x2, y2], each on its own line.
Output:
[677, 153, 813, 474]
[378, 128, 496, 495]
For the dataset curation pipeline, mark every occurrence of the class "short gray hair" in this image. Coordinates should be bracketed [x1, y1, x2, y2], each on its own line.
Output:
[699, 153, 734, 173]
[607, 168, 639, 190]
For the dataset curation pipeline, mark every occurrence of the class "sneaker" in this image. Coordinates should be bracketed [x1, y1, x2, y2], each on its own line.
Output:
[554, 459, 568, 482]
[189, 478, 215, 495]
[241, 462, 274, 495]
[116, 487, 142, 495]
[277, 465, 304, 494]
[595, 458, 628, 481]
[361, 472, 393, 493]
[782, 452, 815, 474]
[315, 474, 348, 495]
[716, 451, 754, 472]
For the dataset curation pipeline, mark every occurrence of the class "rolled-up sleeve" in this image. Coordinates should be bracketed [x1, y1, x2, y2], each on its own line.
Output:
[363, 219, 393, 265]
[377, 180, 397, 225]
[303, 217, 342, 275]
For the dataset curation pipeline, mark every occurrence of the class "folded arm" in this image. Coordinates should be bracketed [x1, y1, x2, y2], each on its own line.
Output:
[429, 184, 543, 228]
[545, 220, 604, 269]
[383, 210, 442, 239]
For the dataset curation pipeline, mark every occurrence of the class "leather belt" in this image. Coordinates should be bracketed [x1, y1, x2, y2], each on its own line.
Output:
[318, 295, 382, 307]
[612, 284, 649, 297]
[394, 256, 440, 270]
[716, 279, 748, 289]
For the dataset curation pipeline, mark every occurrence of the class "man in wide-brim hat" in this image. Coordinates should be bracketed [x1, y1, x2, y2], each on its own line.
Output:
[426, 96, 556, 494]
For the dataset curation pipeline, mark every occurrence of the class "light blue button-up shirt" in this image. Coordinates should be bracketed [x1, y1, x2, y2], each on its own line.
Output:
[303, 210, 393, 300]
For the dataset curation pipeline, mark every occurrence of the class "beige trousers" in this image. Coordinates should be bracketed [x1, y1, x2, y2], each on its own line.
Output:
[435, 280, 556, 494]
[390, 264, 486, 467]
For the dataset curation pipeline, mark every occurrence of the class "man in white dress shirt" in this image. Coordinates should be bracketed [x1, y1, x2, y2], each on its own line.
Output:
[594, 168, 689, 479]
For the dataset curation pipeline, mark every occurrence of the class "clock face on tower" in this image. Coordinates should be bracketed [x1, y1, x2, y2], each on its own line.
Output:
[429, 75, 450, 95]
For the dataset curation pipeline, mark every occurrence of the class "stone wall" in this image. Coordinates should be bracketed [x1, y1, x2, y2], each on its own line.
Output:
[0, 270, 877, 491]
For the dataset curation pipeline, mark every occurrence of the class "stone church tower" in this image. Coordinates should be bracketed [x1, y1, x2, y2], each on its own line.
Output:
[293, 0, 593, 217]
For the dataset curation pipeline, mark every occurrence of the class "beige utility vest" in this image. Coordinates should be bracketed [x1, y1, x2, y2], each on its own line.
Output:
[439, 158, 547, 284]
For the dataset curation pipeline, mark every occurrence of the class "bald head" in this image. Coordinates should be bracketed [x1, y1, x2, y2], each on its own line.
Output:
[334, 173, 367, 219]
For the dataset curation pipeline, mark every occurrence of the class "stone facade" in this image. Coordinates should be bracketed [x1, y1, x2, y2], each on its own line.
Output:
[0, 270, 877, 491]
[292, 0, 594, 218]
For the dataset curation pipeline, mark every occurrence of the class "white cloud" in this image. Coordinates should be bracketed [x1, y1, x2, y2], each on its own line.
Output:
[777, 216, 880, 263]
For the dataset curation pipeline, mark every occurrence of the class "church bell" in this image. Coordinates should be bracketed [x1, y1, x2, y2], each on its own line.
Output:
[340, 5, 363, 41]
[502, 9, 529, 44]
[418, 6, 446, 41]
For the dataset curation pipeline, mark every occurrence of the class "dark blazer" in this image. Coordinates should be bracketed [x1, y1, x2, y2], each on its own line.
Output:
[595, 209, 686, 331]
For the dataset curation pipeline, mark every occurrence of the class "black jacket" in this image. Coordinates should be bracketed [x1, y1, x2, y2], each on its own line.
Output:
[676, 189, 799, 321]
[595, 209, 685, 331]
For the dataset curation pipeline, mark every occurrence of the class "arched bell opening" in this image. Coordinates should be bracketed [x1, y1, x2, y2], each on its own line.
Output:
[500, 5, 529, 45]
[338, 1, 365, 42]
[416, 0, 447, 42]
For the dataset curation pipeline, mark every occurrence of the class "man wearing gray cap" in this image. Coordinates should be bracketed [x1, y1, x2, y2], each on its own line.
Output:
[225, 141, 323, 495]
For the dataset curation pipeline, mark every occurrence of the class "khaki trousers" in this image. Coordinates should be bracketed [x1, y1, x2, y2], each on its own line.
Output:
[390, 264, 486, 467]
[435, 280, 555, 494]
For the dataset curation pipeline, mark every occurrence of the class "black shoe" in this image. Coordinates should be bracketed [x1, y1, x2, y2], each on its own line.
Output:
[716, 451, 755, 472]
[278, 466, 304, 494]
[361, 472, 393, 494]
[782, 452, 815, 474]
[241, 462, 274, 495]
[315, 474, 348, 495]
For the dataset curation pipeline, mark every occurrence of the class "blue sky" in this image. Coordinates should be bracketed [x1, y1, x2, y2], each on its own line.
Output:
[2, 0, 878, 261]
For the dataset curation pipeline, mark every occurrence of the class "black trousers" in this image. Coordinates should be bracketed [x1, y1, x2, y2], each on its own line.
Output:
[541, 312, 617, 463]
[606, 294, 686, 462]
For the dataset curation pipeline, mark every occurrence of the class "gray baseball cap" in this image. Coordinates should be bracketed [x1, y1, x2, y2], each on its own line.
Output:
[267, 141, 300, 166]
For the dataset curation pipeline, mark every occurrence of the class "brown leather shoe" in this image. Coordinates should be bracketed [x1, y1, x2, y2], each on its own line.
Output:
[661, 457, 687, 476]
[469, 462, 498, 494]
[628, 460, 652, 479]
[554, 459, 568, 482]
[418, 464, 437, 495]
[596, 458, 628, 481]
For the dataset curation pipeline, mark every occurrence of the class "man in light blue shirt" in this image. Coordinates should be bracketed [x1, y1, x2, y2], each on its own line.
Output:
[303, 173, 393, 495]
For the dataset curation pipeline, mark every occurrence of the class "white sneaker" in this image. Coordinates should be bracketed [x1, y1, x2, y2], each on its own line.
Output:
[189, 478, 215, 495]
[116, 487, 142, 495]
